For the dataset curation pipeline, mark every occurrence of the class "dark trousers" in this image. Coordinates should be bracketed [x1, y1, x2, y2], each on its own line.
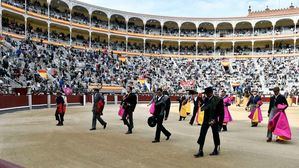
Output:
[122, 110, 133, 131]
[164, 108, 170, 119]
[189, 110, 197, 125]
[55, 112, 64, 124]
[179, 116, 186, 121]
[267, 109, 278, 139]
[197, 123, 220, 149]
[91, 112, 106, 129]
[155, 115, 171, 141]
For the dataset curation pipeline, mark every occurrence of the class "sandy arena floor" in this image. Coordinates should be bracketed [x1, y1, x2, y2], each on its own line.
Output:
[0, 103, 299, 168]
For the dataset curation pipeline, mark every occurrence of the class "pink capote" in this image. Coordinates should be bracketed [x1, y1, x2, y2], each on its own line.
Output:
[248, 101, 263, 122]
[63, 87, 72, 95]
[149, 102, 155, 115]
[268, 104, 292, 140]
[118, 106, 125, 117]
[223, 96, 233, 122]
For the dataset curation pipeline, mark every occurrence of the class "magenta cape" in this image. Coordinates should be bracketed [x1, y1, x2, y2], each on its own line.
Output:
[268, 104, 292, 140]
[248, 101, 263, 122]
[118, 106, 125, 117]
[223, 97, 233, 122]
[149, 102, 155, 115]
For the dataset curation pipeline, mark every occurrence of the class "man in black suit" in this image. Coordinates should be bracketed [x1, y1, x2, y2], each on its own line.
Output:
[163, 90, 171, 120]
[152, 88, 171, 143]
[189, 91, 203, 125]
[177, 95, 184, 113]
[267, 87, 288, 142]
[194, 87, 224, 158]
[121, 86, 137, 134]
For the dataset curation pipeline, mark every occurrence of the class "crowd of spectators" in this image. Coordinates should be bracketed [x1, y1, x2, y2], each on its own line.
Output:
[72, 12, 89, 25]
[1, 36, 299, 97]
[91, 16, 108, 29]
[27, 0, 47, 15]
[2, 0, 25, 9]
[3, 0, 299, 39]
[27, 24, 48, 40]
[110, 19, 126, 31]
[3, 18, 298, 57]
[2, 17, 25, 35]
[50, 7, 70, 21]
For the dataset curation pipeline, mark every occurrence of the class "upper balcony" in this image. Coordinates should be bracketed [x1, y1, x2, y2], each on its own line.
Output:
[1, 0, 299, 42]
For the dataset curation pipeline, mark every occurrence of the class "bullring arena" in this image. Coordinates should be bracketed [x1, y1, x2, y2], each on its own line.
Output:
[1, 101, 299, 168]
[1, 0, 299, 167]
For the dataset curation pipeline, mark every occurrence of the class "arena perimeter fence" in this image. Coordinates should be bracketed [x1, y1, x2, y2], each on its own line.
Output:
[0, 94, 297, 112]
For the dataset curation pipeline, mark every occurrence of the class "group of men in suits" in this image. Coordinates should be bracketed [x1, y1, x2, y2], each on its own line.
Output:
[86, 85, 225, 157]
[57, 84, 289, 158]
[88, 86, 137, 133]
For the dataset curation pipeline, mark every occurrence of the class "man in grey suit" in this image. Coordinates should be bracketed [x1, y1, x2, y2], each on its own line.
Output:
[90, 89, 107, 130]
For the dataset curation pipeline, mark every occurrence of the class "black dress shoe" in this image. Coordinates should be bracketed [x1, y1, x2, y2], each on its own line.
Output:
[209, 150, 219, 156]
[266, 138, 272, 142]
[125, 130, 132, 134]
[152, 140, 160, 143]
[89, 128, 96, 131]
[222, 125, 227, 131]
[166, 134, 171, 140]
[103, 123, 107, 129]
[194, 150, 204, 158]
[210, 146, 220, 156]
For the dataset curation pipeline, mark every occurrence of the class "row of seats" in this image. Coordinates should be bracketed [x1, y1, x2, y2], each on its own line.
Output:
[0, 36, 298, 96]
[2, 0, 299, 38]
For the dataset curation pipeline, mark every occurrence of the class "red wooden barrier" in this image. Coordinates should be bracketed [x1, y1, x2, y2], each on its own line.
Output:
[0, 94, 296, 111]
[32, 95, 47, 105]
[138, 95, 152, 101]
[86, 95, 92, 103]
[0, 95, 28, 108]
[170, 96, 179, 101]
[14, 88, 27, 95]
[261, 97, 270, 102]
[51, 95, 83, 104]
[107, 95, 114, 101]
[67, 95, 83, 104]
[51, 95, 56, 104]
[117, 95, 123, 102]
[292, 97, 296, 103]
